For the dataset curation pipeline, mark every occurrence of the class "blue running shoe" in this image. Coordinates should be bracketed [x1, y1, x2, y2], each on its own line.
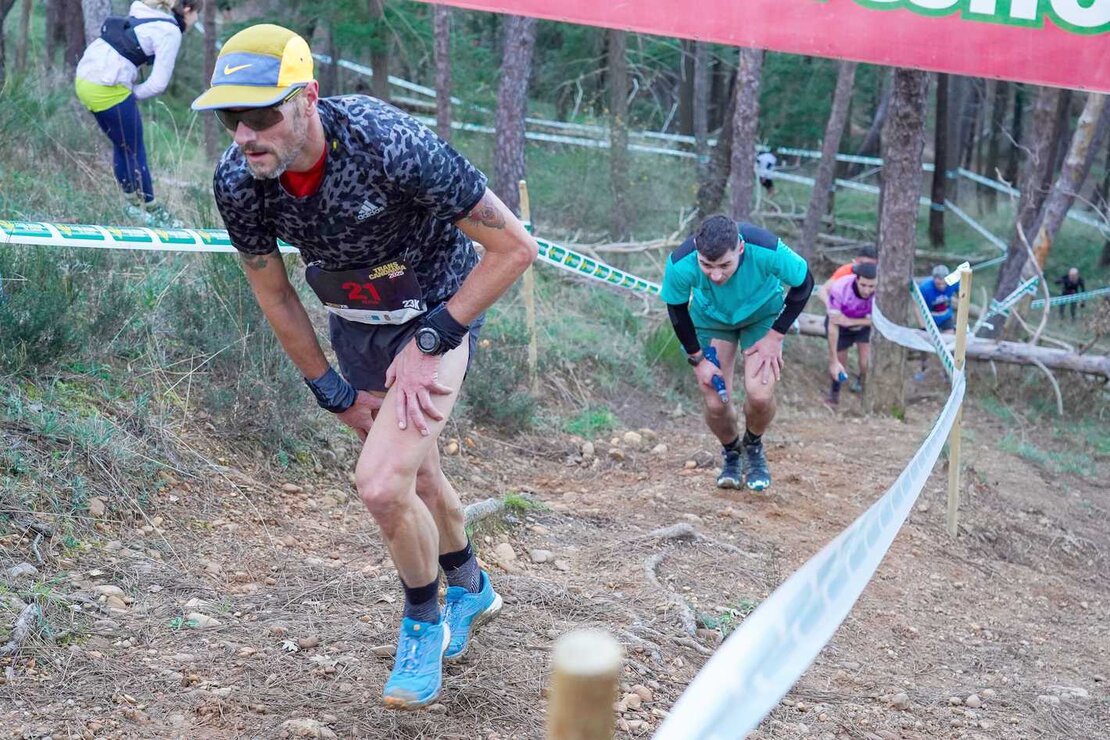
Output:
[742, 440, 772, 491]
[382, 617, 451, 710]
[443, 571, 502, 662]
[716, 449, 742, 489]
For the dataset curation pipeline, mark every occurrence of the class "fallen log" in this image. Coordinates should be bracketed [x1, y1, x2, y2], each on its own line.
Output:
[796, 312, 1110, 378]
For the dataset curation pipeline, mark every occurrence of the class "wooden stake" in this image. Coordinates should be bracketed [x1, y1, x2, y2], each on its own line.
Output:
[547, 629, 623, 740]
[946, 265, 972, 538]
[519, 180, 539, 394]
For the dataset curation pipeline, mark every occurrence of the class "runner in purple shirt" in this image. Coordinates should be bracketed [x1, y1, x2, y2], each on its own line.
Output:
[824, 262, 877, 405]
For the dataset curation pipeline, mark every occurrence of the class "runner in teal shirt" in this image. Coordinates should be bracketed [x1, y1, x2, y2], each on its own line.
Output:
[661, 215, 813, 491]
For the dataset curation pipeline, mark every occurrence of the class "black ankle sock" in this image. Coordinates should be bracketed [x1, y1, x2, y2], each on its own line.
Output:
[401, 577, 440, 624]
[743, 430, 762, 447]
[439, 541, 481, 593]
[722, 436, 742, 453]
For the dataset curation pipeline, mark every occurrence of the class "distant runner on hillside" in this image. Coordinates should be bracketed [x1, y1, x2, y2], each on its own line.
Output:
[193, 24, 537, 710]
[74, 0, 202, 226]
[661, 215, 813, 491]
[1055, 267, 1086, 321]
[824, 262, 877, 405]
[817, 245, 877, 305]
[756, 150, 778, 196]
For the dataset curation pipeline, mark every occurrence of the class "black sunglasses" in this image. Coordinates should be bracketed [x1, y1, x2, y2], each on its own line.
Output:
[215, 87, 304, 133]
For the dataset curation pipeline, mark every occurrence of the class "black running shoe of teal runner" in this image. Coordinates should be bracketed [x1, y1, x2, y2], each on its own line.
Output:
[717, 449, 742, 489]
[742, 441, 771, 491]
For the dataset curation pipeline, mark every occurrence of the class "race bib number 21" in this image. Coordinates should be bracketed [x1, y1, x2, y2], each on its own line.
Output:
[305, 260, 426, 325]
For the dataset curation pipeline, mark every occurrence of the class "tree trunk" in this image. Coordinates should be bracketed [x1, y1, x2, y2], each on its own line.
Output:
[367, 0, 390, 102]
[991, 87, 1062, 313]
[695, 69, 737, 218]
[608, 28, 630, 240]
[319, 24, 339, 96]
[794, 313, 1110, 378]
[983, 80, 1008, 211]
[799, 61, 857, 262]
[1029, 94, 1110, 268]
[868, 69, 928, 417]
[1004, 84, 1025, 185]
[433, 3, 452, 142]
[693, 41, 710, 182]
[493, 15, 537, 216]
[64, 0, 85, 71]
[44, 0, 63, 72]
[1048, 91, 1074, 187]
[728, 47, 763, 222]
[14, 0, 30, 72]
[677, 39, 694, 136]
[929, 73, 949, 248]
[202, 0, 219, 159]
[851, 68, 893, 174]
[1099, 139, 1110, 266]
[0, 0, 15, 87]
[957, 78, 983, 170]
[81, 0, 109, 45]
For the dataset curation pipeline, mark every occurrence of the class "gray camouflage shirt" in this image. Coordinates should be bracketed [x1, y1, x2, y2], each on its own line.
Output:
[213, 95, 488, 305]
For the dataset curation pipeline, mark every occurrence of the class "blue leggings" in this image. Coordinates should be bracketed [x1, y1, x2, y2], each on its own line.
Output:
[91, 95, 154, 203]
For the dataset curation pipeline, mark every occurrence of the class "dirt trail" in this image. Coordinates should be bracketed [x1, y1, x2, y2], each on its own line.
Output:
[2, 388, 1107, 739]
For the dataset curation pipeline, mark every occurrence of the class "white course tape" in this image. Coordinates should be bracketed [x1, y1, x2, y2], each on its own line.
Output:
[1030, 285, 1110, 309]
[910, 281, 957, 379]
[871, 302, 941, 355]
[971, 254, 1008, 270]
[944, 200, 1007, 253]
[972, 276, 1038, 334]
[956, 167, 1018, 197]
[0, 221, 662, 299]
[0, 220, 298, 254]
[657, 370, 966, 740]
[534, 237, 661, 295]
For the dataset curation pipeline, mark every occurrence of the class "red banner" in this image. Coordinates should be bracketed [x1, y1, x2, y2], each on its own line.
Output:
[421, 0, 1110, 93]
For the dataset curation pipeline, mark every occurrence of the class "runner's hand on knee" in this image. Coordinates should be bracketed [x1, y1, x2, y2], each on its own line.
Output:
[385, 341, 454, 436]
[336, 391, 382, 441]
[744, 333, 785, 385]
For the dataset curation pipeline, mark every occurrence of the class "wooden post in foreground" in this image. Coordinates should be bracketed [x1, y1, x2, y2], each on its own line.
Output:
[946, 265, 972, 538]
[518, 180, 539, 394]
[547, 629, 622, 740]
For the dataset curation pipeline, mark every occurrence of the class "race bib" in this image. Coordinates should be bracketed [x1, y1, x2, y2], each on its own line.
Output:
[305, 260, 426, 325]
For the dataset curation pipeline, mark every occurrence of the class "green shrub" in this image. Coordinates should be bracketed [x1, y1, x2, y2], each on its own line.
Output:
[458, 314, 536, 434]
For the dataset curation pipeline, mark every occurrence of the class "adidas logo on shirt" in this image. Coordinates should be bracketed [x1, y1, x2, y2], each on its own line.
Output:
[356, 200, 385, 221]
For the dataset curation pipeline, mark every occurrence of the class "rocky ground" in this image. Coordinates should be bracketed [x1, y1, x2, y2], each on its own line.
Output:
[1, 374, 1107, 739]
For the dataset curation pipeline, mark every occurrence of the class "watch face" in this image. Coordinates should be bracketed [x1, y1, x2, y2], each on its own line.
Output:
[416, 328, 440, 354]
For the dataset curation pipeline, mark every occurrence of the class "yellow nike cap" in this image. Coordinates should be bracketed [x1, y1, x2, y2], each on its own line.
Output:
[191, 24, 314, 111]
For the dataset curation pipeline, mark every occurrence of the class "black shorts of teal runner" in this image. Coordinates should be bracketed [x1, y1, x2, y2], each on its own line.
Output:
[330, 306, 485, 392]
[692, 293, 784, 350]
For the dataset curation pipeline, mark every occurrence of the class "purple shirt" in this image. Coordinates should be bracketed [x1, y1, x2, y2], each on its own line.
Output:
[827, 274, 873, 319]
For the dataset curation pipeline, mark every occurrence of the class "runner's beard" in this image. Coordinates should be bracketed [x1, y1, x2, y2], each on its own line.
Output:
[242, 108, 309, 180]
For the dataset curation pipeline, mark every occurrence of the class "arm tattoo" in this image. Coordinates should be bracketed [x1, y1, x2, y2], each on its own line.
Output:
[240, 251, 275, 271]
[465, 196, 506, 230]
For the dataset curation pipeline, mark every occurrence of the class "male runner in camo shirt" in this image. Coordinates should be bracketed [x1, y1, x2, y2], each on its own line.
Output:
[192, 24, 537, 710]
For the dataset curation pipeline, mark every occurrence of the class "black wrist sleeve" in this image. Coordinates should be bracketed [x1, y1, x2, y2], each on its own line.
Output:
[771, 268, 814, 335]
[422, 303, 469, 352]
[667, 303, 702, 356]
[304, 367, 357, 414]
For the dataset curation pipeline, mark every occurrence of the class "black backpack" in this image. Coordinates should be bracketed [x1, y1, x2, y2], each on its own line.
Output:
[99, 15, 182, 68]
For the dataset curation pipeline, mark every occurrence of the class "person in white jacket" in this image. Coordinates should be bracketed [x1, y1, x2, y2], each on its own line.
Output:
[75, 0, 201, 223]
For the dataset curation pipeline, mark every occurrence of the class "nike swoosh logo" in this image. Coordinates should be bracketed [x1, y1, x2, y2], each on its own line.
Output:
[223, 63, 252, 75]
